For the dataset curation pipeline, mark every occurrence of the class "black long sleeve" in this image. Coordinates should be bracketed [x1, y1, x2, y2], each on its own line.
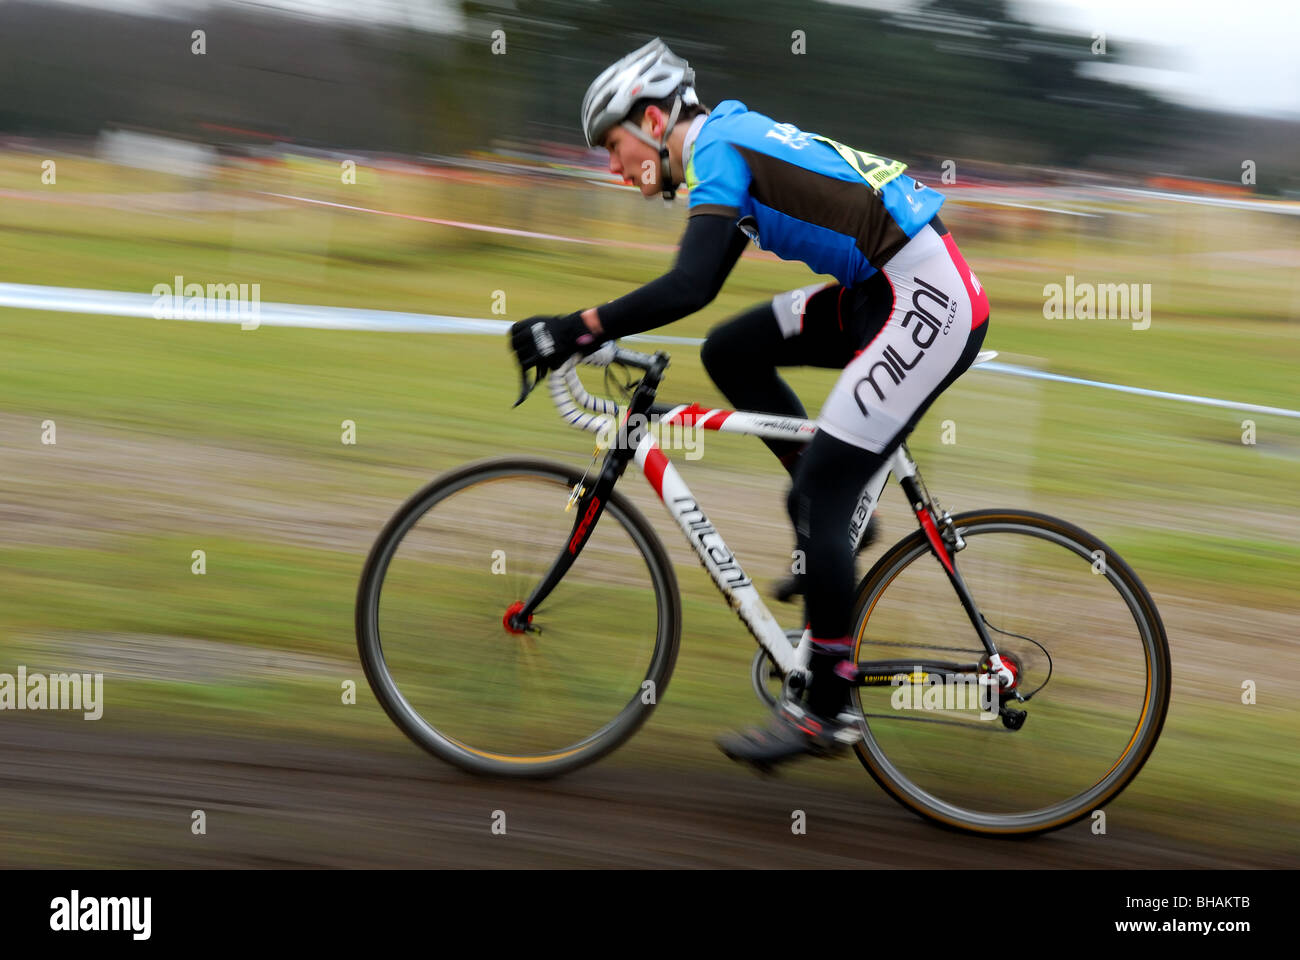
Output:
[594, 213, 749, 340]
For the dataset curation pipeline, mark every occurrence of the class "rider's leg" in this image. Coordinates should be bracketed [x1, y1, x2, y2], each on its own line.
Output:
[786, 431, 889, 717]
[703, 277, 892, 602]
[699, 283, 835, 475]
[794, 325, 988, 722]
[701, 274, 891, 476]
[719, 220, 991, 767]
[797, 222, 990, 722]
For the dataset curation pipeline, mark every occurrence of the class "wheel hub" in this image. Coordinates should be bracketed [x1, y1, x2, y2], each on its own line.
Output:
[981, 652, 1022, 691]
[502, 601, 534, 635]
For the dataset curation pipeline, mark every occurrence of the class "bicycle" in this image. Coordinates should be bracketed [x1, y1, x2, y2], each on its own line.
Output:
[356, 341, 1171, 836]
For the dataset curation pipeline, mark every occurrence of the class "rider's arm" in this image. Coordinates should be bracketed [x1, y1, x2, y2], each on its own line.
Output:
[585, 212, 749, 339]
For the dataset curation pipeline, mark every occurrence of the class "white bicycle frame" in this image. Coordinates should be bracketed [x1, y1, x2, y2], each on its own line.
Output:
[547, 343, 997, 678]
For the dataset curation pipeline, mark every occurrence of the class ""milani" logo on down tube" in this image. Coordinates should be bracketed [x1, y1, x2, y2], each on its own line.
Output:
[671, 496, 752, 590]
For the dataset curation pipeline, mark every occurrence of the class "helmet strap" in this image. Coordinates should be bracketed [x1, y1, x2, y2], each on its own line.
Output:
[619, 93, 686, 201]
[659, 95, 684, 200]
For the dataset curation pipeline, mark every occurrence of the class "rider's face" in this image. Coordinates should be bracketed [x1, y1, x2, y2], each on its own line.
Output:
[602, 109, 665, 198]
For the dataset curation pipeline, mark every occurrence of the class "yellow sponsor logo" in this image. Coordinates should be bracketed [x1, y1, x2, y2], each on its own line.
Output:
[860, 671, 929, 683]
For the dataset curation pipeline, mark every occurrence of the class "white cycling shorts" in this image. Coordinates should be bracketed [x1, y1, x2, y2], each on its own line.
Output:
[815, 223, 989, 453]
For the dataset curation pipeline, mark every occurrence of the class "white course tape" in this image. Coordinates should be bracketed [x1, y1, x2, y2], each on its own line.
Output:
[1, 283, 1295, 419]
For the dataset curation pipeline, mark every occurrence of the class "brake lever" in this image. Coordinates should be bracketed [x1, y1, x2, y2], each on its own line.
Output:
[513, 361, 543, 408]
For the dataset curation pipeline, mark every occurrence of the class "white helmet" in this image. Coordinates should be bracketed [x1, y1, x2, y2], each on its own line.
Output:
[581, 38, 701, 199]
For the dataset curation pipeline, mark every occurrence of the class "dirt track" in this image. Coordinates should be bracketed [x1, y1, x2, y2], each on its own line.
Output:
[0, 717, 1271, 869]
[2, 414, 1296, 868]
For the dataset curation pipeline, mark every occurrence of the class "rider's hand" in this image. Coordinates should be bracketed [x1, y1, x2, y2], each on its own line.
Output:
[509, 312, 597, 371]
[508, 312, 599, 406]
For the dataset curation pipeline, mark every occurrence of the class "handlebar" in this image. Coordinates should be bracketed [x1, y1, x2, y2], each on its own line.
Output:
[524, 341, 664, 437]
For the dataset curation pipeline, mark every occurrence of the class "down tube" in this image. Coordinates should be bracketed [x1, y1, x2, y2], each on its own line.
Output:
[632, 434, 800, 676]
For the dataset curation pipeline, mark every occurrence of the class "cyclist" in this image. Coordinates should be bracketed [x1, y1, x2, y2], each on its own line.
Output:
[510, 37, 990, 771]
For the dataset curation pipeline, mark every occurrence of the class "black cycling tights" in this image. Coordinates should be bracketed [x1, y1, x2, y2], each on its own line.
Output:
[700, 278, 983, 640]
[785, 430, 887, 638]
[700, 305, 809, 471]
[700, 280, 891, 638]
[700, 279, 888, 475]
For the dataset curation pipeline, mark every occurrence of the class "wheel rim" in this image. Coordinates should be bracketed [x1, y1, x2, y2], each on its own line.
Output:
[360, 465, 673, 767]
[851, 516, 1168, 833]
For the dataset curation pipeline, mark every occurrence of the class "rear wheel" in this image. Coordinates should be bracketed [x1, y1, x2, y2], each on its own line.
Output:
[356, 457, 681, 778]
[849, 509, 1170, 836]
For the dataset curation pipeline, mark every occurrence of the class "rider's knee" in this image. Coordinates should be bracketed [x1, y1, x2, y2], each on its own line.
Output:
[699, 319, 741, 380]
[786, 449, 832, 537]
[699, 325, 725, 377]
[783, 472, 811, 524]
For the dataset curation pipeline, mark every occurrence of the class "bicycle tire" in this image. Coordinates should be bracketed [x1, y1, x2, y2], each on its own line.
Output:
[849, 508, 1171, 836]
[356, 456, 681, 778]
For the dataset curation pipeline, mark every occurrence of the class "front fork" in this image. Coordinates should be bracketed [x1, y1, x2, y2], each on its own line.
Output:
[895, 457, 1025, 715]
[507, 353, 669, 632]
[506, 449, 627, 633]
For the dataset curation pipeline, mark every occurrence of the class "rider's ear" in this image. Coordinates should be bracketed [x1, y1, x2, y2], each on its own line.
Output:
[642, 105, 664, 138]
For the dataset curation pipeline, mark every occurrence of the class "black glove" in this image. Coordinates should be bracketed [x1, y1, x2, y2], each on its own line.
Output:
[508, 312, 599, 406]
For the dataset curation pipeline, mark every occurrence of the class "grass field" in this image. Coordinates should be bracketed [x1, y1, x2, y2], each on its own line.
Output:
[2, 150, 1298, 858]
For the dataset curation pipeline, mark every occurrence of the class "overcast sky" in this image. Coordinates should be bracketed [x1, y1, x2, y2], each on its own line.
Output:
[845, 0, 1300, 117]
[24, 0, 1300, 117]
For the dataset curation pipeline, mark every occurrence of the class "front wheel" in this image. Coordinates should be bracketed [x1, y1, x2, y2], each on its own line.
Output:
[849, 509, 1171, 836]
[356, 457, 681, 778]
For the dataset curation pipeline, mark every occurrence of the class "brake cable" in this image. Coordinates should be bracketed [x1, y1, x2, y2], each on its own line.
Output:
[568, 361, 640, 512]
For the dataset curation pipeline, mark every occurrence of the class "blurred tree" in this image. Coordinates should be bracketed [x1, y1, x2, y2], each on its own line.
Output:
[0, 0, 1292, 184]
[453, 0, 1200, 169]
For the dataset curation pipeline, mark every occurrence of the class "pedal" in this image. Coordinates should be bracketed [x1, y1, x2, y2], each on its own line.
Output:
[833, 712, 865, 745]
[999, 707, 1027, 731]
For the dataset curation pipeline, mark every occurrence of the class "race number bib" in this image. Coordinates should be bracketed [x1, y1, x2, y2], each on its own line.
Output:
[811, 135, 908, 192]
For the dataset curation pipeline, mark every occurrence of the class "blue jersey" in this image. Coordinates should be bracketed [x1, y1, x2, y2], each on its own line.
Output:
[684, 100, 945, 286]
